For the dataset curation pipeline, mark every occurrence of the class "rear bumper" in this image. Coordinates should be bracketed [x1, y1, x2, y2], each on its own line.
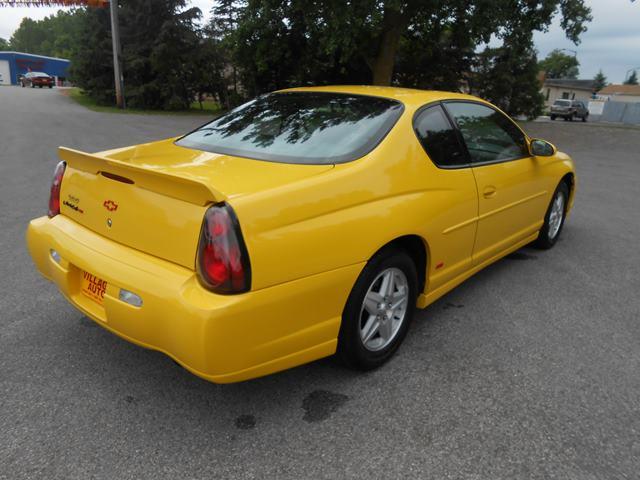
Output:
[26, 215, 363, 383]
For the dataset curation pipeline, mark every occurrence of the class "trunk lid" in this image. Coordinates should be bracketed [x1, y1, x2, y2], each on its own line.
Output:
[58, 139, 333, 269]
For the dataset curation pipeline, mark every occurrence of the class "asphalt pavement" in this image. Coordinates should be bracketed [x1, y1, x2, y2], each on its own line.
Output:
[1, 86, 639, 479]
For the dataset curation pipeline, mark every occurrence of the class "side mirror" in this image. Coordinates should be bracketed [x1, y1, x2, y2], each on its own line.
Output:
[530, 138, 556, 157]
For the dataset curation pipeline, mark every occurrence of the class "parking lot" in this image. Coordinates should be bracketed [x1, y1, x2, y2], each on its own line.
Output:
[1, 86, 639, 479]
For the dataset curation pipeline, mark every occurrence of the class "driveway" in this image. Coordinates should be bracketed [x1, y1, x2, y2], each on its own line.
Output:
[1, 86, 639, 479]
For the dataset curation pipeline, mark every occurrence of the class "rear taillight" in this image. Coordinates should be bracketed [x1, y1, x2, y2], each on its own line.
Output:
[48, 161, 66, 218]
[196, 203, 251, 294]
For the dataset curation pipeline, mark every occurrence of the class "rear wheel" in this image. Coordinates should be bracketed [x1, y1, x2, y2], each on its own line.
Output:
[338, 248, 418, 370]
[582, 114, 587, 122]
[535, 182, 569, 249]
[550, 115, 556, 121]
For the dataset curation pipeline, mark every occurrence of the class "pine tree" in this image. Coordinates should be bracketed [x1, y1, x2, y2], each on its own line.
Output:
[593, 70, 607, 91]
[625, 70, 639, 85]
[71, 0, 208, 109]
[472, 34, 544, 119]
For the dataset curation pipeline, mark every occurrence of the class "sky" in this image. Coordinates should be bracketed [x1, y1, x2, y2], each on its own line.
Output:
[1, 0, 639, 83]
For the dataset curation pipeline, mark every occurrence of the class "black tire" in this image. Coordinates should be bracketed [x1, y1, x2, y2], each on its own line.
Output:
[582, 115, 587, 122]
[31, 84, 35, 88]
[563, 116, 568, 121]
[550, 115, 556, 121]
[48, 85, 53, 89]
[534, 182, 569, 249]
[337, 247, 418, 370]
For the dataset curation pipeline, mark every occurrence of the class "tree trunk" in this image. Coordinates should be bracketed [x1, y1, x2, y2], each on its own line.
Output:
[371, 7, 407, 86]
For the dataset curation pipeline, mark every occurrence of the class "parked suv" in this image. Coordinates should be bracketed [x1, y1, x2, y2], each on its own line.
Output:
[550, 99, 588, 122]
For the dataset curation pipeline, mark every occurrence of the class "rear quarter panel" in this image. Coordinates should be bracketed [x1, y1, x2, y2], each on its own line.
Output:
[231, 109, 479, 294]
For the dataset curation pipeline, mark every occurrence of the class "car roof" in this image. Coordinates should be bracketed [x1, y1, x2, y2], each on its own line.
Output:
[278, 85, 486, 108]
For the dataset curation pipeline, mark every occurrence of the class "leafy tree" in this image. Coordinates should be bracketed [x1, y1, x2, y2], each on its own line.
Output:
[0, 37, 10, 51]
[593, 69, 607, 91]
[625, 70, 639, 85]
[220, 0, 591, 97]
[8, 11, 85, 58]
[538, 49, 580, 79]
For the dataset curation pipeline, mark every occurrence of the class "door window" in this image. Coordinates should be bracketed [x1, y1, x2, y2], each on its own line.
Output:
[444, 102, 528, 164]
[413, 105, 467, 167]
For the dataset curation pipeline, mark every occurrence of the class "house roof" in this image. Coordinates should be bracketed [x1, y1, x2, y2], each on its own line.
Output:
[543, 78, 597, 90]
[598, 84, 640, 96]
[0, 51, 70, 63]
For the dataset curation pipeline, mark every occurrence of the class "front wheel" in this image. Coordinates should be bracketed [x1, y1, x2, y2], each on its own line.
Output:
[338, 248, 418, 370]
[550, 115, 556, 121]
[535, 182, 569, 249]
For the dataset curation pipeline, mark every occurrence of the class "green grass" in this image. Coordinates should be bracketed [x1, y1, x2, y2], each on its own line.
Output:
[64, 87, 221, 115]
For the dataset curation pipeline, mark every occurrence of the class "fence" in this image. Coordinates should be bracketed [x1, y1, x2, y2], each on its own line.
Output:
[588, 101, 640, 125]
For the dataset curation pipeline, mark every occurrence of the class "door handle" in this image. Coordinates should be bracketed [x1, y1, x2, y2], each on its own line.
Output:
[483, 186, 497, 199]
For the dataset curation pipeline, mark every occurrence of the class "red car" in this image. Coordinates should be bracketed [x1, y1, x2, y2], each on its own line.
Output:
[21, 72, 54, 88]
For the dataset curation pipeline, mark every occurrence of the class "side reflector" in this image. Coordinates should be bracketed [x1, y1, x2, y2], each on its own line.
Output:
[119, 289, 143, 307]
[50, 249, 61, 264]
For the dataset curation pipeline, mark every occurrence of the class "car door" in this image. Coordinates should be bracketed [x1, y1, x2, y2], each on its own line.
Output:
[443, 101, 549, 266]
[412, 104, 478, 291]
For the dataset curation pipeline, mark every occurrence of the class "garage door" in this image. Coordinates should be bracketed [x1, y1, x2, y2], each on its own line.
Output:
[0, 60, 11, 85]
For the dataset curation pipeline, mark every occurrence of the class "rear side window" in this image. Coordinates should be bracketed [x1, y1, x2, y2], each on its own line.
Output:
[444, 102, 528, 164]
[413, 105, 467, 167]
[176, 92, 404, 164]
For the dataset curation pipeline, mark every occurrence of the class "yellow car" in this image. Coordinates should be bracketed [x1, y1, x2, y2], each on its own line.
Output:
[26, 86, 576, 383]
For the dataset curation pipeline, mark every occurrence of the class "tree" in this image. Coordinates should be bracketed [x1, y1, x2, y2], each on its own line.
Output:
[221, 0, 591, 98]
[8, 11, 85, 58]
[625, 70, 639, 85]
[538, 49, 580, 79]
[593, 69, 607, 91]
[472, 34, 544, 119]
[0, 38, 9, 51]
[71, 0, 211, 110]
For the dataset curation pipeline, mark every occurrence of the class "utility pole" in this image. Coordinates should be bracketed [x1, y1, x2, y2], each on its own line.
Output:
[109, 0, 125, 109]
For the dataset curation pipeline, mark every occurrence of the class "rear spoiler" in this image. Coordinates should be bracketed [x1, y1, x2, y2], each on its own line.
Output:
[58, 147, 224, 206]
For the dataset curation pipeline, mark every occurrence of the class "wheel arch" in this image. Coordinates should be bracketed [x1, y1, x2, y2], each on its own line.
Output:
[369, 234, 429, 294]
[560, 172, 575, 205]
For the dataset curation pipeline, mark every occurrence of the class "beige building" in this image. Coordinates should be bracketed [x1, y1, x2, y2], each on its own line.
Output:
[541, 79, 597, 108]
[597, 84, 640, 103]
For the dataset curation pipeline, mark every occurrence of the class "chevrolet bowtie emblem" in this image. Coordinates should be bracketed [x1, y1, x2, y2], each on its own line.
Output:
[103, 200, 118, 212]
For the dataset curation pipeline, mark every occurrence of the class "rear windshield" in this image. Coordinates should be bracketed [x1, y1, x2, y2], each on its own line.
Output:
[553, 100, 571, 106]
[31, 72, 49, 77]
[176, 92, 404, 164]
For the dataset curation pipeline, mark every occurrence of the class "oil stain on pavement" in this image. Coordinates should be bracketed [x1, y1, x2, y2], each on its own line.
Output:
[235, 414, 257, 430]
[302, 390, 349, 423]
[443, 302, 464, 310]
